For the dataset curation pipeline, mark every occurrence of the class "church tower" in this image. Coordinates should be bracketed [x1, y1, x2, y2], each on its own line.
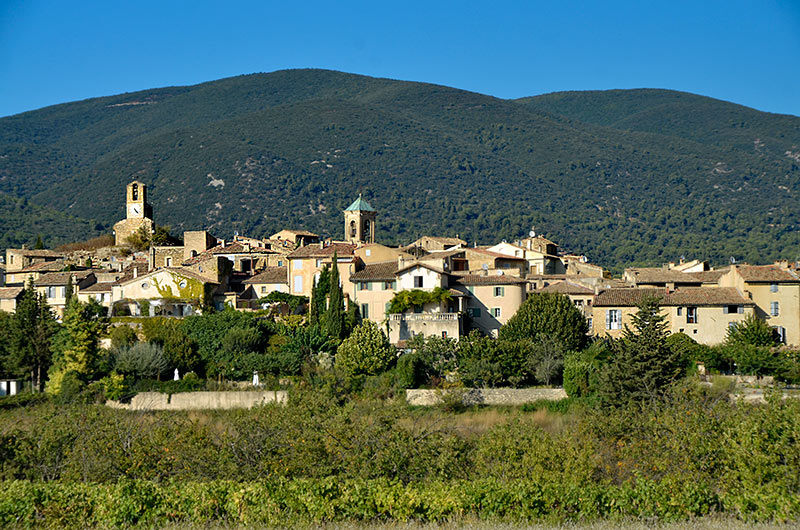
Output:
[113, 181, 154, 246]
[343, 194, 376, 244]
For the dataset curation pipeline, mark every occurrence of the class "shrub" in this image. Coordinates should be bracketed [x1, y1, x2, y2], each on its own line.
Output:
[109, 325, 138, 349]
[335, 320, 395, 376]
[726, 313, 778, 347]
[113, 342, 169, 379]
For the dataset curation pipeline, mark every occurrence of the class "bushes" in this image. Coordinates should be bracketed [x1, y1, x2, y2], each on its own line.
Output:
[113, 343, 169, 379]
[335, 320, 395, 376]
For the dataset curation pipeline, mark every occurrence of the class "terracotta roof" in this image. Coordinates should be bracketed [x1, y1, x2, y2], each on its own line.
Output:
[118, 266, 219, 286]
[243, 267, 288, 284]
[36, 271, 94, 286]
[396, 262, 446, 276]
[0, 287, 23, 299]
[350, 261, 398, 281]
[625, 267, 723, 285]
[287, 242, 357, 259]
[452, 274, 527, 286]
[735, 265, 800, 283]
[80, 282, 114, 293]
[112, 262, 150, 285]
[539, 281, 594, 295]
[18, 261, 67, 273]
[594, 288, 753, 307]
[9, 249, 64, 258]
[466, 248, 527, 261]
[273, 229, 318, 237]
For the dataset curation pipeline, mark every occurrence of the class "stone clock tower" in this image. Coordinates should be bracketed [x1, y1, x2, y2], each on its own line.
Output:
[113, 181, 154, 246]
[343, 194, 376, 244]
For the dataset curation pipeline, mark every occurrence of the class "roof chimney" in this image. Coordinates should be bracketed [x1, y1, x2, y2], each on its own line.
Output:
[133, 267, 138, 279]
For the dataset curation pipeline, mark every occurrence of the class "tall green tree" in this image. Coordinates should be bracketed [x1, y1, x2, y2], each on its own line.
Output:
[34, 235, 44, 249]
[335, 320, 395, 376]
[64, 274, 74, 307]
[499, 292, 588, 350]
[599, 295, 684, 406]
[46, 299, 107, 394]
[325, 253, 345, 340]
[309, 266, 331, 325]
[8, 279, 56, 391]
[725, 313, 777, 347]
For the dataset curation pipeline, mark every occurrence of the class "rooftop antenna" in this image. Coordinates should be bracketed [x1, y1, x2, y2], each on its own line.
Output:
[529, 226, 536, 238]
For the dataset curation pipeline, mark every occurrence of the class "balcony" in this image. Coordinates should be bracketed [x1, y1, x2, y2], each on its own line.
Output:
[389, 312, 459, 322]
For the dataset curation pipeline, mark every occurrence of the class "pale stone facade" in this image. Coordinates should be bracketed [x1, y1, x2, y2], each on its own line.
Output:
[113, 181, 154, 246]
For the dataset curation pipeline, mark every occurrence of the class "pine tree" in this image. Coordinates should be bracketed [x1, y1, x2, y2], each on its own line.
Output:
[46, 299, 106, 394]
[600, 295, 684, 406]
[9, 279, 56, 391]
[34, 235, 44, 249]
[325, 253, 344, 340]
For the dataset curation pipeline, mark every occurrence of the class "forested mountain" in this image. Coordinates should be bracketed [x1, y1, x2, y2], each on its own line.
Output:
[1, 69, 799, 269]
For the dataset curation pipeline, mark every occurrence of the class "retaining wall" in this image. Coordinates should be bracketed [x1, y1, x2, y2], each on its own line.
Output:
[108, 390, 287, 411]
[406, 388, 567, 406]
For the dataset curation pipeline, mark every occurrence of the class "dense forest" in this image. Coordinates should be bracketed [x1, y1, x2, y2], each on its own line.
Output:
[1, 69, 799, 268]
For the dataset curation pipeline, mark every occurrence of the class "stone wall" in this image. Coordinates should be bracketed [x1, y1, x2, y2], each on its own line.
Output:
[108, 390, 287, 410]
[406, 388, 567, 406]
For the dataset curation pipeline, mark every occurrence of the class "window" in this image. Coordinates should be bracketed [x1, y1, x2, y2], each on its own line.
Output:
[179, 280, 188, 289]
[490, 307, 501, 318]
[587, 317, 593, 329]
[315, 259, 323, 267]
[365, 249, 372, 257]
[166, 257, 173, 267]
[771, 282, 778, 293]
[383, 281, 396, 290]
[494, 286, 505, 297]
[773, 326, 786, 343]
[141, 282, 150, 290]
[677, 307, 682, 316]
[360, 304, 369, 319]
[771, 301, 779, 317]
[606, 309, 621, 330]
[728, 322, 737, 329]
[413, 276, 423, 288]
[686, 307, 697, 324]
[359, 282, 370, 291]
[723, 305, 743, 314]
[468, 307, 481, 318]
[47, 286, 56, 299]
[261, 286, 267, 294]
[441, 331, 448, 338]
[277, 260, 283, 267]
[574, 299, 583, 308]
[293, 275, 303, 293]
[292, 259, 303, 270]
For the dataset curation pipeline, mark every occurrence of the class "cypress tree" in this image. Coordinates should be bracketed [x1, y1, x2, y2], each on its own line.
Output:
[64, 274, 74, 307]
[600, 295, 684, 406]
[34, 235, 44, 250]
[325, 252, 344, 340]
[9, 278, 56, 391]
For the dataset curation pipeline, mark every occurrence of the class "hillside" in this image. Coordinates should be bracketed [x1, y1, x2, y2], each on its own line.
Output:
[1, 70, 799, 268]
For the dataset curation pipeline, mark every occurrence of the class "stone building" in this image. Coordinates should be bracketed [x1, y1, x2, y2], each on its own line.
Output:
[113, 181, 154, 246]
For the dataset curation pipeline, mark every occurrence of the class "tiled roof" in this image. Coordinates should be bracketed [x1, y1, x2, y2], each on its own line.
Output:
[274, 229, 318, 237]
[397, 262, 446, 276]
[10, 249, 64, 258]
[350, 261, 398, 281]
[118, 266, 219, 286]
[594, 287, 753, 307]
[36, 271, 94, 286]
[80, 282, 114, 293]
[466, 248, 527, 261]
[452, 274, 527, 286]
[625, 267, 723, 284]
[18, 261, 66, 273]
[244, 267, 288, 284]
[735, 265, 800, 283]
[344, 195, 376, 212]
[112, 262, 150, 285]
[418, 236, 465, 245]
[539, 281, 594, 295]
[0, 287, 23, 299]
[182, 242, 277, 265]
[287, 242, 357, 258]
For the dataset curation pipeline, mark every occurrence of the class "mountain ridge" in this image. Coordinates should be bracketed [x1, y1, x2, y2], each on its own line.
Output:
[1, 69, 799, 269]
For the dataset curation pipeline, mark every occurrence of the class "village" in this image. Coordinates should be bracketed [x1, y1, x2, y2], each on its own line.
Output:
[1, 180, 797, 348]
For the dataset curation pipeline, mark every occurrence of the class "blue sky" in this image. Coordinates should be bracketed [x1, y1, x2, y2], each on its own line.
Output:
[1, 0, 799, 118]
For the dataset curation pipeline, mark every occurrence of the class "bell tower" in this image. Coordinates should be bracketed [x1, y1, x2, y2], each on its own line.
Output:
[113, 180, 154, 246]
[343, 194, 377, 244]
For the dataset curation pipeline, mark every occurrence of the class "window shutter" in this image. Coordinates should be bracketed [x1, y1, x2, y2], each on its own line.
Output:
[606, 310, 611, 329]
[738, 305, 744, 314]
[723, 306, 729, 314]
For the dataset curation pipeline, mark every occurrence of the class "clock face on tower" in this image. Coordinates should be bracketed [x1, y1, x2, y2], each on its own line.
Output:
[128, 204, 141, 217]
